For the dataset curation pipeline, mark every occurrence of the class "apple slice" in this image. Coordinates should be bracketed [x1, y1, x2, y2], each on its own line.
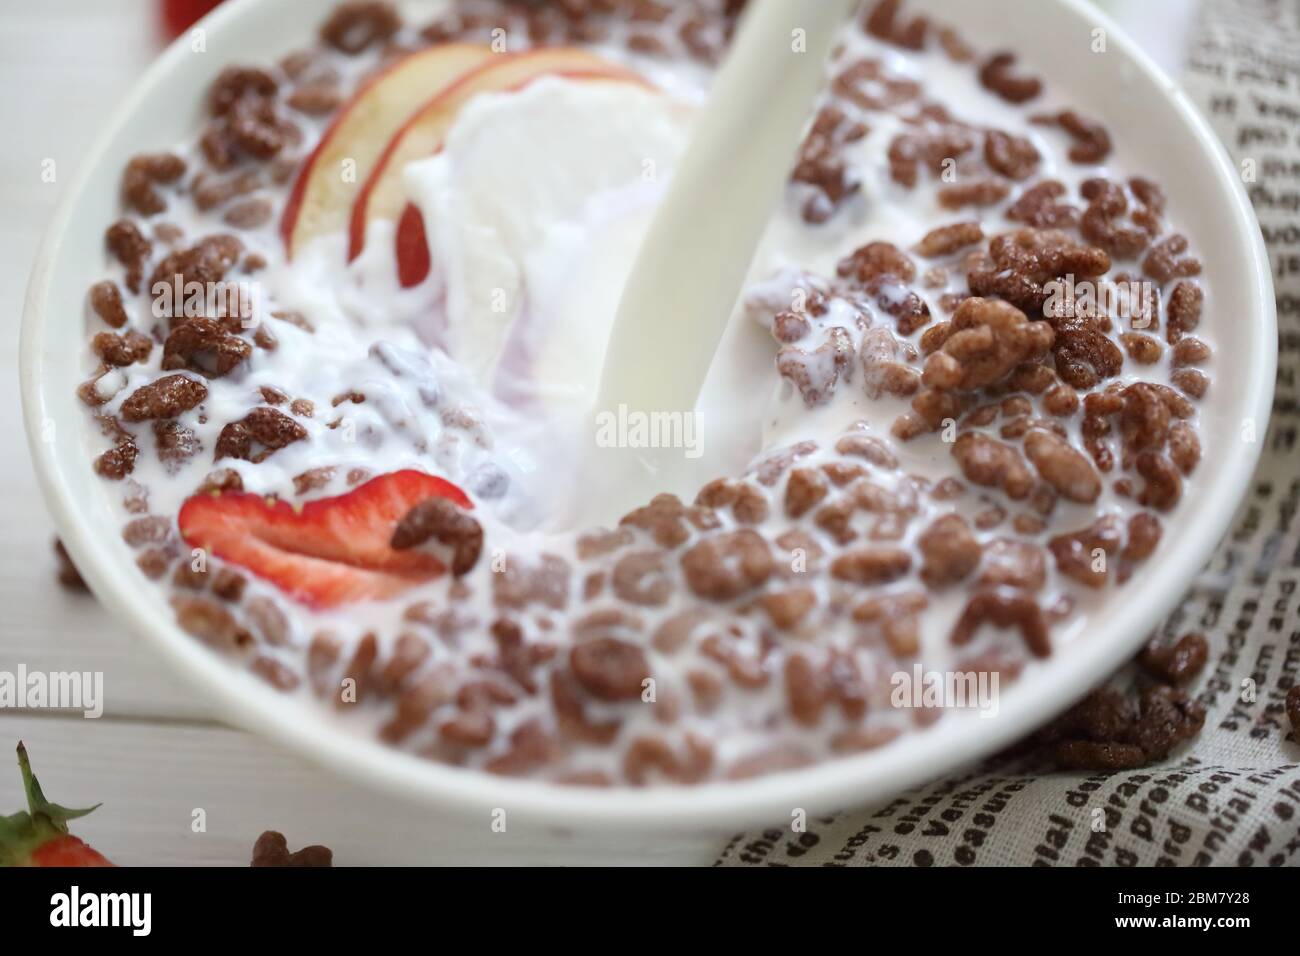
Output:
[280, 43, 495, 259]
[389, 72, 647, 288]
[347, 47, 647, 266]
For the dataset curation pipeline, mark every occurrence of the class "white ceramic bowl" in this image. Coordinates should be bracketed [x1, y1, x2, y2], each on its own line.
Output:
[21, 0, 1275, 831]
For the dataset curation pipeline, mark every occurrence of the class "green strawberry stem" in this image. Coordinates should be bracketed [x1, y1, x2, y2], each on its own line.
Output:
[0, 742, 101, 866]
[17, 742, 100, 824]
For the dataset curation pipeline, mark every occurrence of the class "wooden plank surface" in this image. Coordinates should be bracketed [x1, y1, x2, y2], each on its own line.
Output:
[0, 715, 722, 866]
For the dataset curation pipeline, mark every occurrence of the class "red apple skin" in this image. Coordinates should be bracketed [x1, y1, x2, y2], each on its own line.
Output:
[395, 204, 432, 288]
[279, 43, 494, 259]
[346, 51, 648, 267]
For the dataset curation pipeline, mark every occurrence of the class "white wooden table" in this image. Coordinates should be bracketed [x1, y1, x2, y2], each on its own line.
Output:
[0, 0, 1195, 866]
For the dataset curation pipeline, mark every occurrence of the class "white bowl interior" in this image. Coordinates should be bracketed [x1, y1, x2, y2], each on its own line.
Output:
[21, 0, 1274, 830]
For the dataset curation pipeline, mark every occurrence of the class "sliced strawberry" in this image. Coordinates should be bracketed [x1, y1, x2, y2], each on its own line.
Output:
[0, 743, 112, 867]
[160, 0, 224, 39]
[179, 469, 472, 609]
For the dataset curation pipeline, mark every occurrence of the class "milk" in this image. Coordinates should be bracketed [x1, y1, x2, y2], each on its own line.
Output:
[81, 9, 1211, 778]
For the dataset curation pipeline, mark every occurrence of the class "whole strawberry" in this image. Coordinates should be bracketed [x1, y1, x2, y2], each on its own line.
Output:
[0, 743, 112, 867]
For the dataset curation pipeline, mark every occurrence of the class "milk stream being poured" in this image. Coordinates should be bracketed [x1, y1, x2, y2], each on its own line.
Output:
[405, 76, 713, 529]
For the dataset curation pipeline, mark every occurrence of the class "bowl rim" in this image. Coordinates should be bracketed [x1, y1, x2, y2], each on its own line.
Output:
[20, 0, 1277, 830]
